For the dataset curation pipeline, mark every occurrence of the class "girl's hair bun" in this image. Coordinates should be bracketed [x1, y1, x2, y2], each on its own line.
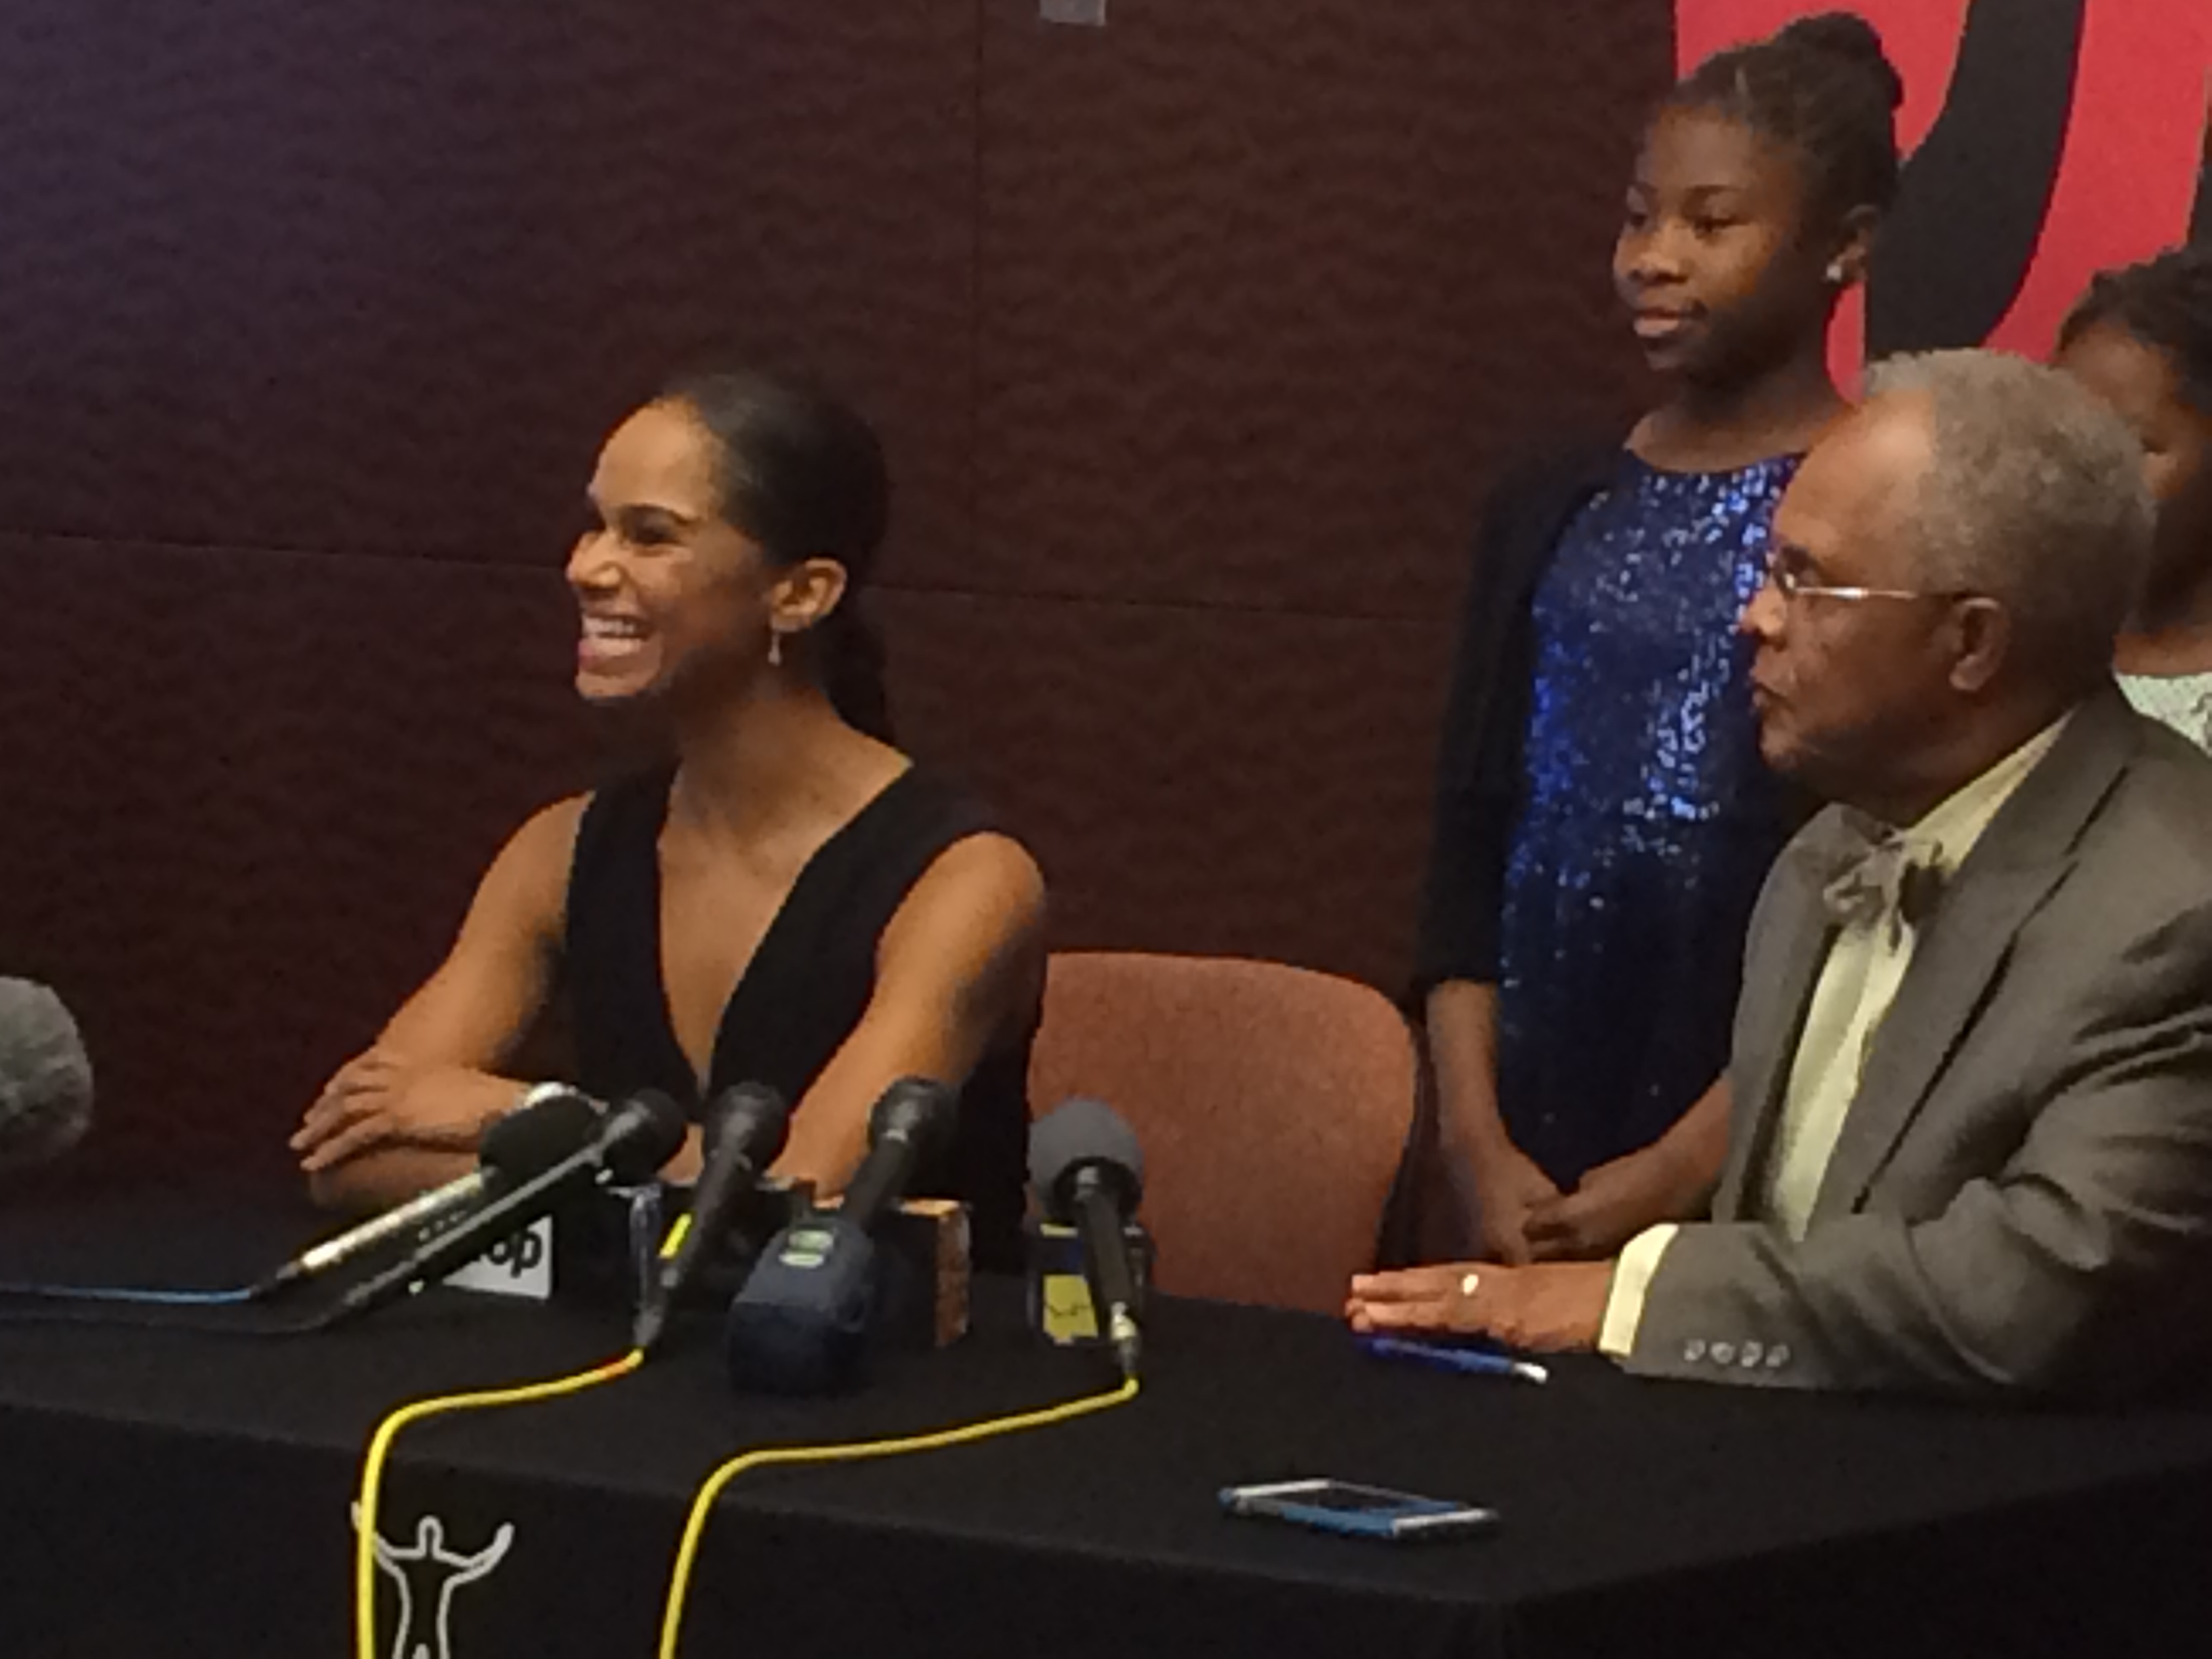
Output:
[1776, 12, 1906, 112]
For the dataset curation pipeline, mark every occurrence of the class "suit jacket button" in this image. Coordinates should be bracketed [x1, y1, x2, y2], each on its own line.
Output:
[1683, 1338, 1706, 1363]
[1738, 1340, 1763, 1367]
[1767, 1344, 1791, 1368]
[1711, 1341, 1736, 1366]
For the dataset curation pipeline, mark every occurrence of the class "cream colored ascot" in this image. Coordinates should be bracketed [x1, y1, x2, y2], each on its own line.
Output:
[1816, 813, 1946, 945]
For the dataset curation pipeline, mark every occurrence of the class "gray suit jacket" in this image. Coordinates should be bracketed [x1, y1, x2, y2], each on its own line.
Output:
[1627, 687, 2212, 1397]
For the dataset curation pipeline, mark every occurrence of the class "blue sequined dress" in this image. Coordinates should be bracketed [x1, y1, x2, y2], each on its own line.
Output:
[1494, 452, 1797, 1187]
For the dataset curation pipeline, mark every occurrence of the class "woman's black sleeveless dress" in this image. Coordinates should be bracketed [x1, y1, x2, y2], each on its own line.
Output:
[562, 765, 1033, 1268]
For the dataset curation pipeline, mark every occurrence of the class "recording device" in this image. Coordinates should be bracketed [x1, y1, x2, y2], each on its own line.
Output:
[724, 1076, 957, 1394]
[1028, 1097, 1146, 1382]
[632, 1082, 792, 1354]
[1219, 1479, 1498, 1542]
[321, 1090, 687, 1327]
[0, 978, 94, 1172]
[258, 1084, 603, 1298]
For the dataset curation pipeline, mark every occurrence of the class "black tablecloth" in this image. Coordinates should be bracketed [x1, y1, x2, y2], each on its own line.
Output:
[5, 1190, 2212, 1658]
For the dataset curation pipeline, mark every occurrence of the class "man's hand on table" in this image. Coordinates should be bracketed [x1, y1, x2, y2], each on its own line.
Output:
[1345, 1260, 1614, 1352]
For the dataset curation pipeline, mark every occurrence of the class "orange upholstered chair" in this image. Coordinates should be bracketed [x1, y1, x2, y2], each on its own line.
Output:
[1026, 952, 1418, 1314]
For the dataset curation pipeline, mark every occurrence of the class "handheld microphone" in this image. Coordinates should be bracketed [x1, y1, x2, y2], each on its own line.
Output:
[632, 1082, 791, 1354]
[0, 979, 94, 1172]
[724, 1076, 958, 1393]
[259, 1085, 603, 1298]
[836, 1076, 956, 1231]
[321, 1090, 687, 1328]
[1029, 1097, 1146, 1382]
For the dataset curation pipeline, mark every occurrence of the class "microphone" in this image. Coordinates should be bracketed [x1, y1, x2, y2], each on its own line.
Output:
[1029, 1097, 1146, 1382]
[0, 979, 94, 1172]
[632, 1082, 792, 1354]
[724, 1076, 958, 1393]
[837, 1076, 957, 1231]
[320, 1090, 687, 1328]
[259, 1084, 604, 1297]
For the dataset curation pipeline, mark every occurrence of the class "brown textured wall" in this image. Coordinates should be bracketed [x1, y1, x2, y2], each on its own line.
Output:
[0, 1, 1669, 1176]
[917, 1, 1669, 985]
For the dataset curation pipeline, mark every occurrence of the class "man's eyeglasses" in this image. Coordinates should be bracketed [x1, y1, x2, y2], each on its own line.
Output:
[1761, 548, 1962, 606]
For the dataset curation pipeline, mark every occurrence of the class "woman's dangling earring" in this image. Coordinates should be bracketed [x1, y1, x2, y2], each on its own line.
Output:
[767, 629, 783, 670]
[1826, 258, 1849, 285]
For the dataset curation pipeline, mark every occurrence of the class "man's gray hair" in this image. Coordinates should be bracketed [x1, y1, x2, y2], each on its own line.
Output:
[1864, 349, 2154, 664]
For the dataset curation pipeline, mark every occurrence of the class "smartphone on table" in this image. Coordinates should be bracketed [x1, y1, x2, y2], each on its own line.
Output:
[1219, 1478, 1498, 1542]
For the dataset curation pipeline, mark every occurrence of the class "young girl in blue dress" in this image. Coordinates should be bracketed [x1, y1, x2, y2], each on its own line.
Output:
[1414, 16, 1905, 1263]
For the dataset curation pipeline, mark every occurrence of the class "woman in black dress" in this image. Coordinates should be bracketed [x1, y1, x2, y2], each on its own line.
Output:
[292, 369, 1041, 1263]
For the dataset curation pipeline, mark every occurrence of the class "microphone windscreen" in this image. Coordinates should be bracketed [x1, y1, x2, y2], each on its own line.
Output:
[603, 1088, 690, 1184]
[480, 1087, 603, 1182]
[867, 1076, 956, 1147]
[703, 1082, 792, 1168]
[0, 979, 94, 1172]
[1027, 1097, 1143, 1218]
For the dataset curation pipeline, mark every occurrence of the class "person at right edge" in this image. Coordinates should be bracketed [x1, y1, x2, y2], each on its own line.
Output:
[2053, 245, 2212, 752]
[1414, 16, 1904, 1263]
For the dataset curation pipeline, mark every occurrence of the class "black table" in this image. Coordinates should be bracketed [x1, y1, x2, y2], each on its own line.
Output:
[4, 1191, 2212, 1659]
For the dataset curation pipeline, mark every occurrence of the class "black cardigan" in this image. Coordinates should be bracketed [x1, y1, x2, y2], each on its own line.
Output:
[1412, 443, 1622, 996]
[1412, 441, 1814, 997]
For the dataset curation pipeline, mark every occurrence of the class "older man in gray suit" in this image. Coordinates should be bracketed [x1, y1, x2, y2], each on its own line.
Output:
[1352, 349, 2212, 1396]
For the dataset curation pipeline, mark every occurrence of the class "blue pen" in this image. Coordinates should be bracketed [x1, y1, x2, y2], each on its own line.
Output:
[1359, 1334, 1549, 1385]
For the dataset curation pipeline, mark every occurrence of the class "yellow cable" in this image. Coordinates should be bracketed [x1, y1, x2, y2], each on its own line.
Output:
[354, 1349, 644, 1659]
[352, 1212, 693, 1659]
[657, 1376, 1140, 1659]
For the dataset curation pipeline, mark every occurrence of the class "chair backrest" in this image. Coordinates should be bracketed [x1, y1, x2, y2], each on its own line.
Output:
[1027, 951, 1417, 1314]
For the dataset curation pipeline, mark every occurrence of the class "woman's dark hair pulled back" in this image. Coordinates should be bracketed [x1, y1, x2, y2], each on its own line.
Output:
[2060, 244, 2212, 417]
[1670, 11, 1905, 233]
[659, 366, 895, 741]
